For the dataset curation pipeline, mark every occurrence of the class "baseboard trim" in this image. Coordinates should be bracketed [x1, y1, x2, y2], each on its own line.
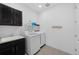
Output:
[46, 44, 71, 55]
[34, 49, 40, 55]
[40, 44, 46, 48]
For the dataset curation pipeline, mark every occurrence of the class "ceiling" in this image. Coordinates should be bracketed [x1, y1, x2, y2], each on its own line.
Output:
[21, 3, 57, 14]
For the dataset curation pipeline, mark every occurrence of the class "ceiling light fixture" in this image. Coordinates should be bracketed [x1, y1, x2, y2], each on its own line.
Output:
[38, 5, 42, 8]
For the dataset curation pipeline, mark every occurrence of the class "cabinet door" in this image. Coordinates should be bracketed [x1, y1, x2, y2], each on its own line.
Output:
[12, 9, 22, 26]
[0, 4, 22, 26]
[15, 39, 25, 55]
[0, 39, 25, 55]
[0, 42, 16, 55]
[0, 47, 15, 55]
[1, 5, 12, 25]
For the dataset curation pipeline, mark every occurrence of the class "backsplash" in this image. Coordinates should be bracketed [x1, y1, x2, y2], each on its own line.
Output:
[0, 26, 20, 37]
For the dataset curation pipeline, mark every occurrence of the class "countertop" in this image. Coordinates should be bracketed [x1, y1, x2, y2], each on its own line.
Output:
[0, 35, 24, 44]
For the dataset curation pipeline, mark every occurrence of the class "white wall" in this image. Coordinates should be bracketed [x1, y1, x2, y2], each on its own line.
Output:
[0, 3, 38, 37]
[39, 4, 75, 54]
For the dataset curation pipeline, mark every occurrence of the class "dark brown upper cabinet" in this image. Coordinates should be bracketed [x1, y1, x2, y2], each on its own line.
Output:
[0, 4, 22, 26]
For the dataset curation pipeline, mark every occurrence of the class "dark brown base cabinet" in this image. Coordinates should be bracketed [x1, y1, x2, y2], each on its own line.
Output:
[0, 38, 25, 55]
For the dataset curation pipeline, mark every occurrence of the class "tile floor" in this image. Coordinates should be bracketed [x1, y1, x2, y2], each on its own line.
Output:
[36, 45, 70, 55]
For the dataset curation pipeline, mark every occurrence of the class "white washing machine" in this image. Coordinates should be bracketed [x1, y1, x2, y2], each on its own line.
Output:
[25, 32, 41, 55]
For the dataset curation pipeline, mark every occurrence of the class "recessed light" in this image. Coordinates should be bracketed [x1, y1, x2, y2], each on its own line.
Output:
[38, 5, 42, 8]
[45, 3, 50, 7]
